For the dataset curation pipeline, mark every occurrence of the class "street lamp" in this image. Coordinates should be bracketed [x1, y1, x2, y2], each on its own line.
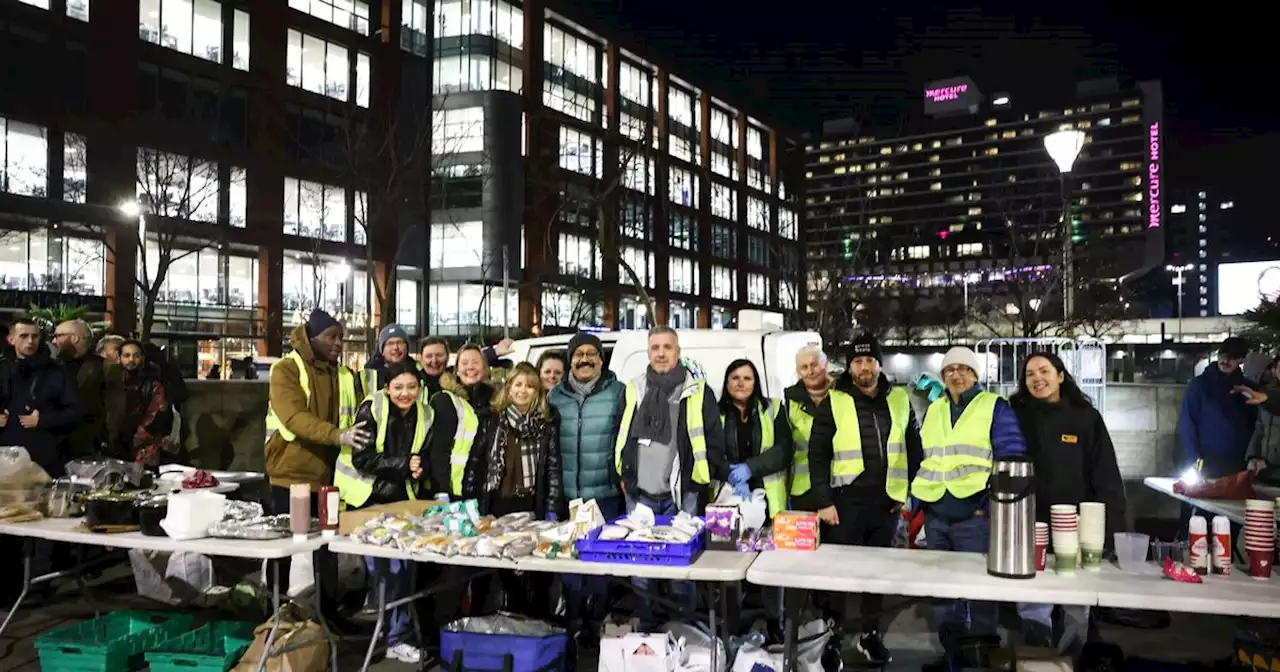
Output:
[1166, 263, 1194, 342]
[117, 199, 147, 253]
[1044, 130, 1087, 321]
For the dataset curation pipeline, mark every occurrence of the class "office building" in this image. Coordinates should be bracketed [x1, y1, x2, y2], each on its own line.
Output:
[803, 78, 1164, 322]
[0, 0, 803, 375]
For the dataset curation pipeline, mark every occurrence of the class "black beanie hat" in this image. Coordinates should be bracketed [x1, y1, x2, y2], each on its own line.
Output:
[305, 309, 341, 339]
[566, 331, 603, 360]
[849, 332, 883, 364]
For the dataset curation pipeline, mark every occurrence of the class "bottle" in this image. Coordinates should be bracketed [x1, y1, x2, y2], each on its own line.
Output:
[1212, 515, 1232, 575]
[290, 483, 311, 541]
[1188, 515, 1209, 575]
[318, 485, 340, 538]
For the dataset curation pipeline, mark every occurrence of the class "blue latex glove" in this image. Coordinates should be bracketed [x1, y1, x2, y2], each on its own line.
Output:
[732, 481, 751, 500]
[546, 512, 559, 522]
[728, 463, 752, 485]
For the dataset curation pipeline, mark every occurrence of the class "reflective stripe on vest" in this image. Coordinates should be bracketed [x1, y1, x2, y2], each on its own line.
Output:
[614, 379, 711, 486]
[883, 387, 912, 503]
[721, 399, 787, 516]
[442, 390, 479, 497]
[911, 391, 998, 503]
[828, 387, 912, 502]
[265, 350, 358, 445]
[334, 391, 433, 507]
[788, 398, 815, 496]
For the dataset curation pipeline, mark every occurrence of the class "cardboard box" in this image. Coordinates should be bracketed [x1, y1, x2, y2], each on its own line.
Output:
[338, 500, 434, 535]
[772, 510, 820, 551]
[704, 505, 741, 551]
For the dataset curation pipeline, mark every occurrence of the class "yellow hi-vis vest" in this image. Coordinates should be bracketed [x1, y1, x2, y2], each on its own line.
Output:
[334, 391, 433, 507]
[264, 350, 358, 445]
[911, 391, 998, 502]
[439, 390, 479, 497]
[827, 387, 913, 503]
[614, 379, 711, 486]
[787, 390, 849, 496]
[360, 361, 424, 400]
[721, 399, 787, 516]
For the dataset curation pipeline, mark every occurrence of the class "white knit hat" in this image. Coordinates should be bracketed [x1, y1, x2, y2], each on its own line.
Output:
[941, 346, 981, 376]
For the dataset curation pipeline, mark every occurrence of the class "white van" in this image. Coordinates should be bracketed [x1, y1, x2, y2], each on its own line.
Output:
[505, 323, 823, 398]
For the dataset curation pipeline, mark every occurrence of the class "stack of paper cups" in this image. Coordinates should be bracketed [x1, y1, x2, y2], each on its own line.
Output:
[1078, 502, 1106, 571]
[1050, 504, 1079, 574]
[1035, 522, 1050, 572]
[1244, 499, 1275, 580]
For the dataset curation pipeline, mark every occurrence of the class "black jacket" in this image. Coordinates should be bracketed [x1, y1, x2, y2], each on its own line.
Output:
[720, 398, 794, 491]
[802, 373, 924, 510]
[0, 350, 85, 476]
[611, 371, 729, 500]
[1011, 396, 1127, 540]
[428, 382, 497, 499]
[351, 397, 431, 505]
[61, 352, 110, 459]
[470, 407, 565, 518]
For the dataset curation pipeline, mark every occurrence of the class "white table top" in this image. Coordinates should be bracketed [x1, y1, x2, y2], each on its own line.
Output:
[329, 536, 755, 582]
[1088, 561, 1280, 618]
[0, 517, 328, 560]
[1144, 477, 1247, 524]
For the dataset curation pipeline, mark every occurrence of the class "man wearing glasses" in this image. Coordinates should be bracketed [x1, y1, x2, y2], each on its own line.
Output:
[911, 346, 1027, 668]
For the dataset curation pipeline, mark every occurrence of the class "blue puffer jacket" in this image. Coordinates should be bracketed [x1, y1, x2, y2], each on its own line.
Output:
[549, 371, 625, 502]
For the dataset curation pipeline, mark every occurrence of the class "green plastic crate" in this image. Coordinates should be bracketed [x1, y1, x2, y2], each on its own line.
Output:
[146, 621, 258, 672]
[34, 610, 194, 671]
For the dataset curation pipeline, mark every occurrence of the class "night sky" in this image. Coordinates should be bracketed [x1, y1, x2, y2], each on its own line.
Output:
[567, 0, 1276, 195]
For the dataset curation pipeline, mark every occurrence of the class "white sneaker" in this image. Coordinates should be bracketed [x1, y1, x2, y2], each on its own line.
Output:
[386, 643, 423, 664]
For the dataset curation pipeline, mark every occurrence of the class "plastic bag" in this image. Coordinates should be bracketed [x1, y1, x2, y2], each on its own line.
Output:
[730, 620, 832, 672]
[445, 612, 565, 636]
[1173, 470, 1256, 499]
[129, 549, 214, 606]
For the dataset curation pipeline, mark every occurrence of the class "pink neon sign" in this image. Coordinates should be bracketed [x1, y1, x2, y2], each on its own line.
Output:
[1147, 122, 1161, 229]
[925, 84, 968, 102]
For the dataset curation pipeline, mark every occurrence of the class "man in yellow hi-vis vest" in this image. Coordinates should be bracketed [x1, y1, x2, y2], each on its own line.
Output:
[264, 310, 367, 627]
[613, 326, 727, 628]
[806, 334, 921, 668]
[911, 346, 1028, 667]
[361, 324, 426, 395]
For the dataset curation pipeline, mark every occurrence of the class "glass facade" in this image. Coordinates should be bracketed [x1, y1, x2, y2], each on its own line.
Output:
[0, 229, 104, 296]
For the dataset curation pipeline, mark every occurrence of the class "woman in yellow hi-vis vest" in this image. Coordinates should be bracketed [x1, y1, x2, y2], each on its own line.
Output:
[719, 358, 794, 644]
[346, 360, 433, 664]
[912, 346, 1028, 668]
[427, 344, 497, 501]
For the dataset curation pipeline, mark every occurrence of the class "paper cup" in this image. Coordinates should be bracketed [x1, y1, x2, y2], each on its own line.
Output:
[1250, 549, 1274, 579]
[1246, 499, 1273, 510]
[1054, 549, 1079, 574]
[1081, 546, 1104, 571]
[1036, 543, 1048, 571]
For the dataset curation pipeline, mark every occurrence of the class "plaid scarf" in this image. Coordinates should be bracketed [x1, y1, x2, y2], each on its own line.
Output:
[484, 405, 552, 494]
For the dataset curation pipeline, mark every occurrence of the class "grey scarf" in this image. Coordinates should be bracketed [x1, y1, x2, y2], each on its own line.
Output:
[567, 373, 598, 398]
[636, 364, 687, 444]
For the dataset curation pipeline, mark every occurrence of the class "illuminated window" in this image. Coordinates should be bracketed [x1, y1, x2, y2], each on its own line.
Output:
[907, 245, 930, 260]
[669, 256, 699, 295]
[559, 127, 602, 177]
[983, 147, 999, 156]
[140, 0, 223, 63]
[711, 266, 736, 300]
[1171, 204, 1187, 214]
[957, 242, 983, 257]
[1220, 201, 1235, 209]
[289, 0, 371, 34]
[747, 197, 769, 231]
[669, 166, 697, 207]
[286, 29, 351, 102]
[710, 183, 736, 219]
[746, 273, 768, 305]
[402, 0, 430, 55]
[779, 209, 797, 240]
[1, 117, 48, 197]
[930, 182, 942, 191]
[232, 10, 250, 70]
[621, 247, 656, 288]
[431, 107, 484, 154]
[558, 232, 602, 278]
[967, 206, 982, 216]
[283, 176, 347, 241]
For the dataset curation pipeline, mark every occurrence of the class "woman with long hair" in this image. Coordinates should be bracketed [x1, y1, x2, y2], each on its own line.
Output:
[427, 344, 495, 500]
[471, 362, 563, 617]
[536, 351, 567, 391]
[1010, 351, 1126, 658]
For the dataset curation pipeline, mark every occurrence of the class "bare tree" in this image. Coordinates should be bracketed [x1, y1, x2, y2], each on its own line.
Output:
[1069, 278, 1129, 340]
[806, 170, 878, 349]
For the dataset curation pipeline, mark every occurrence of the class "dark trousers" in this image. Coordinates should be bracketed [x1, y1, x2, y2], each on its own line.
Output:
[471, 494, 552, 620]
[820, 493, 899, 635]
[562, 496, 625, 631]
[925, 512, 996, 657]
[269, 486, 340, 613]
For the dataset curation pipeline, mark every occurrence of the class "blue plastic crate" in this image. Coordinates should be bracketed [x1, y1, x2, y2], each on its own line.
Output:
[440, 629, 568, 672]
[575, 515, 704, 566]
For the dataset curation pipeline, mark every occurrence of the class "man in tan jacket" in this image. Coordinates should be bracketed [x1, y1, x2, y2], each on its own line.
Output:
[265, 309, 369, 625]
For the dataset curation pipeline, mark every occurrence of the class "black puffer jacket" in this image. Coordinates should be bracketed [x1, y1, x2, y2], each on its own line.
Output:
[351, 395, 431, 505]
[471, 407, 565, 519]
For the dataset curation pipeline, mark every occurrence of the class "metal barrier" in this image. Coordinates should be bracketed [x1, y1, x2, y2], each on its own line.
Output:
[974, 338, 1108, 412]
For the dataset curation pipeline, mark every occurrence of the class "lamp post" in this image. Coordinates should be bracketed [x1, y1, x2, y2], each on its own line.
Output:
[1166, 263, 1194, 342]
[1044, 130, 1087, 321]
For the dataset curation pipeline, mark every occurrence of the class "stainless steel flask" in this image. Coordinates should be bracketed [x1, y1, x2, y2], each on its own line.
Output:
[988, 457, 1036, 579]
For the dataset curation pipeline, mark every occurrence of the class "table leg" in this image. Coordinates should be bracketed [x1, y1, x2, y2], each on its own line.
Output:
[782, 587, 806, 672]
[311, 564, 339, 672]
[0, 540, 33, 639]
[258, 562, 283, 672]
[360, 572, 388, 672]
[71, 546, 100, 621]
[707, 584, 720, 672]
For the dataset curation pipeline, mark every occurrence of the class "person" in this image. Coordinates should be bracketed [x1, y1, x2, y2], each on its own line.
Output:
[1246, 357, 1280, 478]
[242, 355, 259, 380]
[719, 357, 794, 644]
[1178, 336, 1259, 478]
[51, 319, 109, 459]
[362, 324, 423, 393]
[912, 346, 1027, 666]
[264, 309, 368, 623]
[419, 336, 514, 397]
[537, 351, 567, 391]
[113, 340, 171, 465]
[206, 364, 221, 380]
[803, 335, 922, 666]
[784, 346, 833, 511]
[96, 334, 124, 364]
[428, 344, 497, 500]
[0, 318, 85, 477]
[346, 360, 433, 664]
[470, 362, 563, 617]
[612, 326, 727, 627]
[547, 332, 625, 647]
[1010, 352, 1126, 658]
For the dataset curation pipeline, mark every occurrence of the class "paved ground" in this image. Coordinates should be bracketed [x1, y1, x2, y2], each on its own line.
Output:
[0, 580, 1244, 671]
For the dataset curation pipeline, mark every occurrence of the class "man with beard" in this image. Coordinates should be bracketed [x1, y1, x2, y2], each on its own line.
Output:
[51, 319, 110, 458]
[806, 334, 922, 667]
[363, 324, 424, 393]
[548, 332, 624, 647]
[419, 336, 513, 397]
[114, 340, 171, 465]
[0, 319, 84, 477]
